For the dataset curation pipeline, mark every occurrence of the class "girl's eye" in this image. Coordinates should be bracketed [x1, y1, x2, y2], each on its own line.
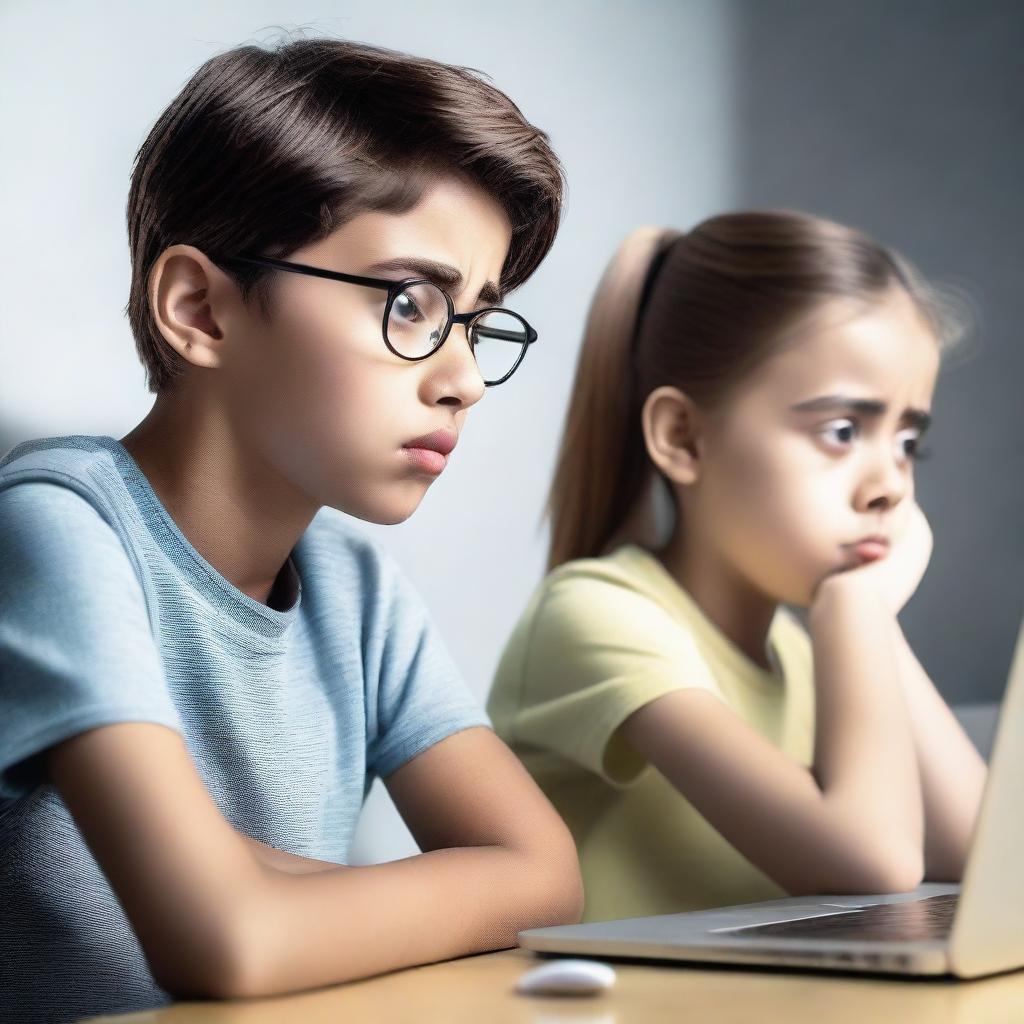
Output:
[896, 427, 931, 463]
[817, 418, 858, 450]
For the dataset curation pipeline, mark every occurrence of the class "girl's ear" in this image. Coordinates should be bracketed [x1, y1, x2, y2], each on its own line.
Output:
[641, 386, 703, 486]
[148, 244, 231, 371]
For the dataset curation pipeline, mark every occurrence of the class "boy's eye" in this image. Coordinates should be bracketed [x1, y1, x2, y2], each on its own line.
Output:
[389, 288, 425, 323]
[392, 291, 425, 324]
[817, 417, 858, 450]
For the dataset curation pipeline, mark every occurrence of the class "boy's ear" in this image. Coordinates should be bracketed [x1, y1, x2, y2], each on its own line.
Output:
[148, 244, 231, 371]
[641, 386, 703, 486]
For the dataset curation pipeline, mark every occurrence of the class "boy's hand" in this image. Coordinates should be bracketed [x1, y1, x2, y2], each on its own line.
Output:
[817, 501, 933, 615]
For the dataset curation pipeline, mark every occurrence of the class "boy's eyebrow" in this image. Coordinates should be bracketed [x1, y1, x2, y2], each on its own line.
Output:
[366, 257, 504, 306]
[791, 394, 932, 432]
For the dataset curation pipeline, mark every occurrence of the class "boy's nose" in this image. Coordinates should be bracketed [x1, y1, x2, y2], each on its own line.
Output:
[426, 324, 486, 410]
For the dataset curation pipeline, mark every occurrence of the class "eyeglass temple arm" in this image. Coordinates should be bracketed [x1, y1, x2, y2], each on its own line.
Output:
[217, 255, 392, 292]
[466, 324, 538, 345]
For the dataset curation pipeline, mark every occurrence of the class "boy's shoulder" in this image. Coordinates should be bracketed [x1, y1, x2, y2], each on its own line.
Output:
[0, 434, 130, 522]
[0, 434, 121, 485]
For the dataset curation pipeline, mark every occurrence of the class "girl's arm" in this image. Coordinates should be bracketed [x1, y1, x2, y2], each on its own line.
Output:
[620, 571, 925, 897]
[848, 501, 986, 879]
[47, 722, 582, 1000]
[892, 623, 987, 881]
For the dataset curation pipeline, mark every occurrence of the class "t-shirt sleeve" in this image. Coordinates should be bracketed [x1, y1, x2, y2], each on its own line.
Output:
[508, 574, 722, 789]
[363, 549, 490, 780]
[0, 481, 182, 801]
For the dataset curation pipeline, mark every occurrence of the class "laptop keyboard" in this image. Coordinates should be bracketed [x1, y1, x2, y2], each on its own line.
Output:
[725, 893, 960, 943]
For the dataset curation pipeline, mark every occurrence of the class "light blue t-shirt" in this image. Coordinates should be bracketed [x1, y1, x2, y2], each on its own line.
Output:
[0, 434, 490, 1023]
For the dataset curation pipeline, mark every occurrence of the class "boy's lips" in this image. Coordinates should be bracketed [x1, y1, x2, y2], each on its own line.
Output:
[402, 429, 458, 475]
[403, 429, 457, 457]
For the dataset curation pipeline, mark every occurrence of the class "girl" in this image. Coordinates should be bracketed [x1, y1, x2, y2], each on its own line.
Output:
[0, 38, 581, 1022]
[487, 212, 987, 923]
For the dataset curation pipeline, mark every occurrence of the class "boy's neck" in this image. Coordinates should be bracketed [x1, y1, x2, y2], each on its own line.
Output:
[120, 390, 317, 608]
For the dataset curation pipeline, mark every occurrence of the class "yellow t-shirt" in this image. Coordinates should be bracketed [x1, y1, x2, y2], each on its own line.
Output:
[487, 543, 816, 922]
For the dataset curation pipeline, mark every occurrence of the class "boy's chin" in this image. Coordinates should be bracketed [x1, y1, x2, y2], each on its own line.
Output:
[332, 487, 427, 526]
[368, 507, 419, 526]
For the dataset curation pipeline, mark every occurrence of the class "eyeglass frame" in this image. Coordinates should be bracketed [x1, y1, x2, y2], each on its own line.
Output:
[214, 254, 537, 387]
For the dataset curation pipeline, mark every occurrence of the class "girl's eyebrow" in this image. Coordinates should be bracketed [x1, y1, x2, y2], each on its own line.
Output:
[366, 256, 504, 306]
[791, 395, 932, 432]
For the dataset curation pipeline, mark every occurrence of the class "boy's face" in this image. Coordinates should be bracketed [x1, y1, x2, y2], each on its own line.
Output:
[220, 177, 512, 524]
[690, 288, 940, 607]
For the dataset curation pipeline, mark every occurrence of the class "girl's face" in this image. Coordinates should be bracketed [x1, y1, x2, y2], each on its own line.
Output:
[692, 288, 941, 607]
[219, 176, 513, 524]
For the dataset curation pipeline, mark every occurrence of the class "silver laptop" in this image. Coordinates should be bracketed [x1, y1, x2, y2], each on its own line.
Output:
[520, 618, 1024, 978]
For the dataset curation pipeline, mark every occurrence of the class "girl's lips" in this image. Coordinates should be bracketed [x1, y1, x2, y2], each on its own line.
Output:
[404, 446, 448, 475]
[848, 540, 889, 562]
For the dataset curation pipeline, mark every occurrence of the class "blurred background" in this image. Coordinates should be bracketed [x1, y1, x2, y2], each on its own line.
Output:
[1, 0, 1020, 862]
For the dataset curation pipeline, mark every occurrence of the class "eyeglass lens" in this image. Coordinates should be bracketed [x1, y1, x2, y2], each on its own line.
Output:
[386, 282, 528, 384]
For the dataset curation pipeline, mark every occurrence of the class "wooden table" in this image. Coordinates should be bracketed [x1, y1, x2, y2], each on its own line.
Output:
[83, 947, 1024, 1023]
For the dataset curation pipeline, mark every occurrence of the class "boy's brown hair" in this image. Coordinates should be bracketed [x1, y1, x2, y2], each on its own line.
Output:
[126, 38, 565, 392]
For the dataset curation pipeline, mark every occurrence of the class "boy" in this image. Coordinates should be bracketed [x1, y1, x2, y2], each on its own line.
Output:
[0, 37, 582, 1021]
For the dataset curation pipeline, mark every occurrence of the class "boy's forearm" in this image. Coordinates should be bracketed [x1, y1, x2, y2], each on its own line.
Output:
[224, 842, 578, 998]
[892, 624, 987, 880]
[239, 833, 342, 875]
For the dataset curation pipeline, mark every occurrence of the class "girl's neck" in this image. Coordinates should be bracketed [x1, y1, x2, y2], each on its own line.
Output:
[654, 526, 779, 672]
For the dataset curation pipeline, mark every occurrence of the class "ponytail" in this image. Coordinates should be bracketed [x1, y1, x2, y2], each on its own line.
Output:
[545, 227, 680, 571]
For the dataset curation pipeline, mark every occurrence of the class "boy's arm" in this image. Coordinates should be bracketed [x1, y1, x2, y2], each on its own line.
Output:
[237, 835, 342, 875]
[48, 721, 582, 1001]
[382, 723, 585, 949]
[892, 622, 987, 881]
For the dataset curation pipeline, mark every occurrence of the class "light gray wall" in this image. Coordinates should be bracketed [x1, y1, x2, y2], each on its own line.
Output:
[731, 0, 1024, 706]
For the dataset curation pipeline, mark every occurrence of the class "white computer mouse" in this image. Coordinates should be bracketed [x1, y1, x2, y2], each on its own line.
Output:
[516, 957, 617, 996]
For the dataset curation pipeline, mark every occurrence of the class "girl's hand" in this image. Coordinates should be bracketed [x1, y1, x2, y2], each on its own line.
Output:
[823, 500, 933, 615]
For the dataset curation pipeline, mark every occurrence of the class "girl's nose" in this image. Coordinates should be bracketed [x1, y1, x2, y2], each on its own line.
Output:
[855, 446, 910, 513]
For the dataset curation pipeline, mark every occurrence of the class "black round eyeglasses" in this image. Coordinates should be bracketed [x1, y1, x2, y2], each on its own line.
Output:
[215, 254, 537, 387]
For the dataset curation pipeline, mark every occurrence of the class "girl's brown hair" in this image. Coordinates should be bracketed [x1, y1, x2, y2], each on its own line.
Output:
[546, 211, 959, 572]
[126, 37, 564, 392]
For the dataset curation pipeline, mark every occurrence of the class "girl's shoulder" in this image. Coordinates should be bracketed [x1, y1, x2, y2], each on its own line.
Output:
[525, 544, 707, 656]
[542, 543, 704, 623]
[491, 545, 718, 716]
[545, 542, 674, 596]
